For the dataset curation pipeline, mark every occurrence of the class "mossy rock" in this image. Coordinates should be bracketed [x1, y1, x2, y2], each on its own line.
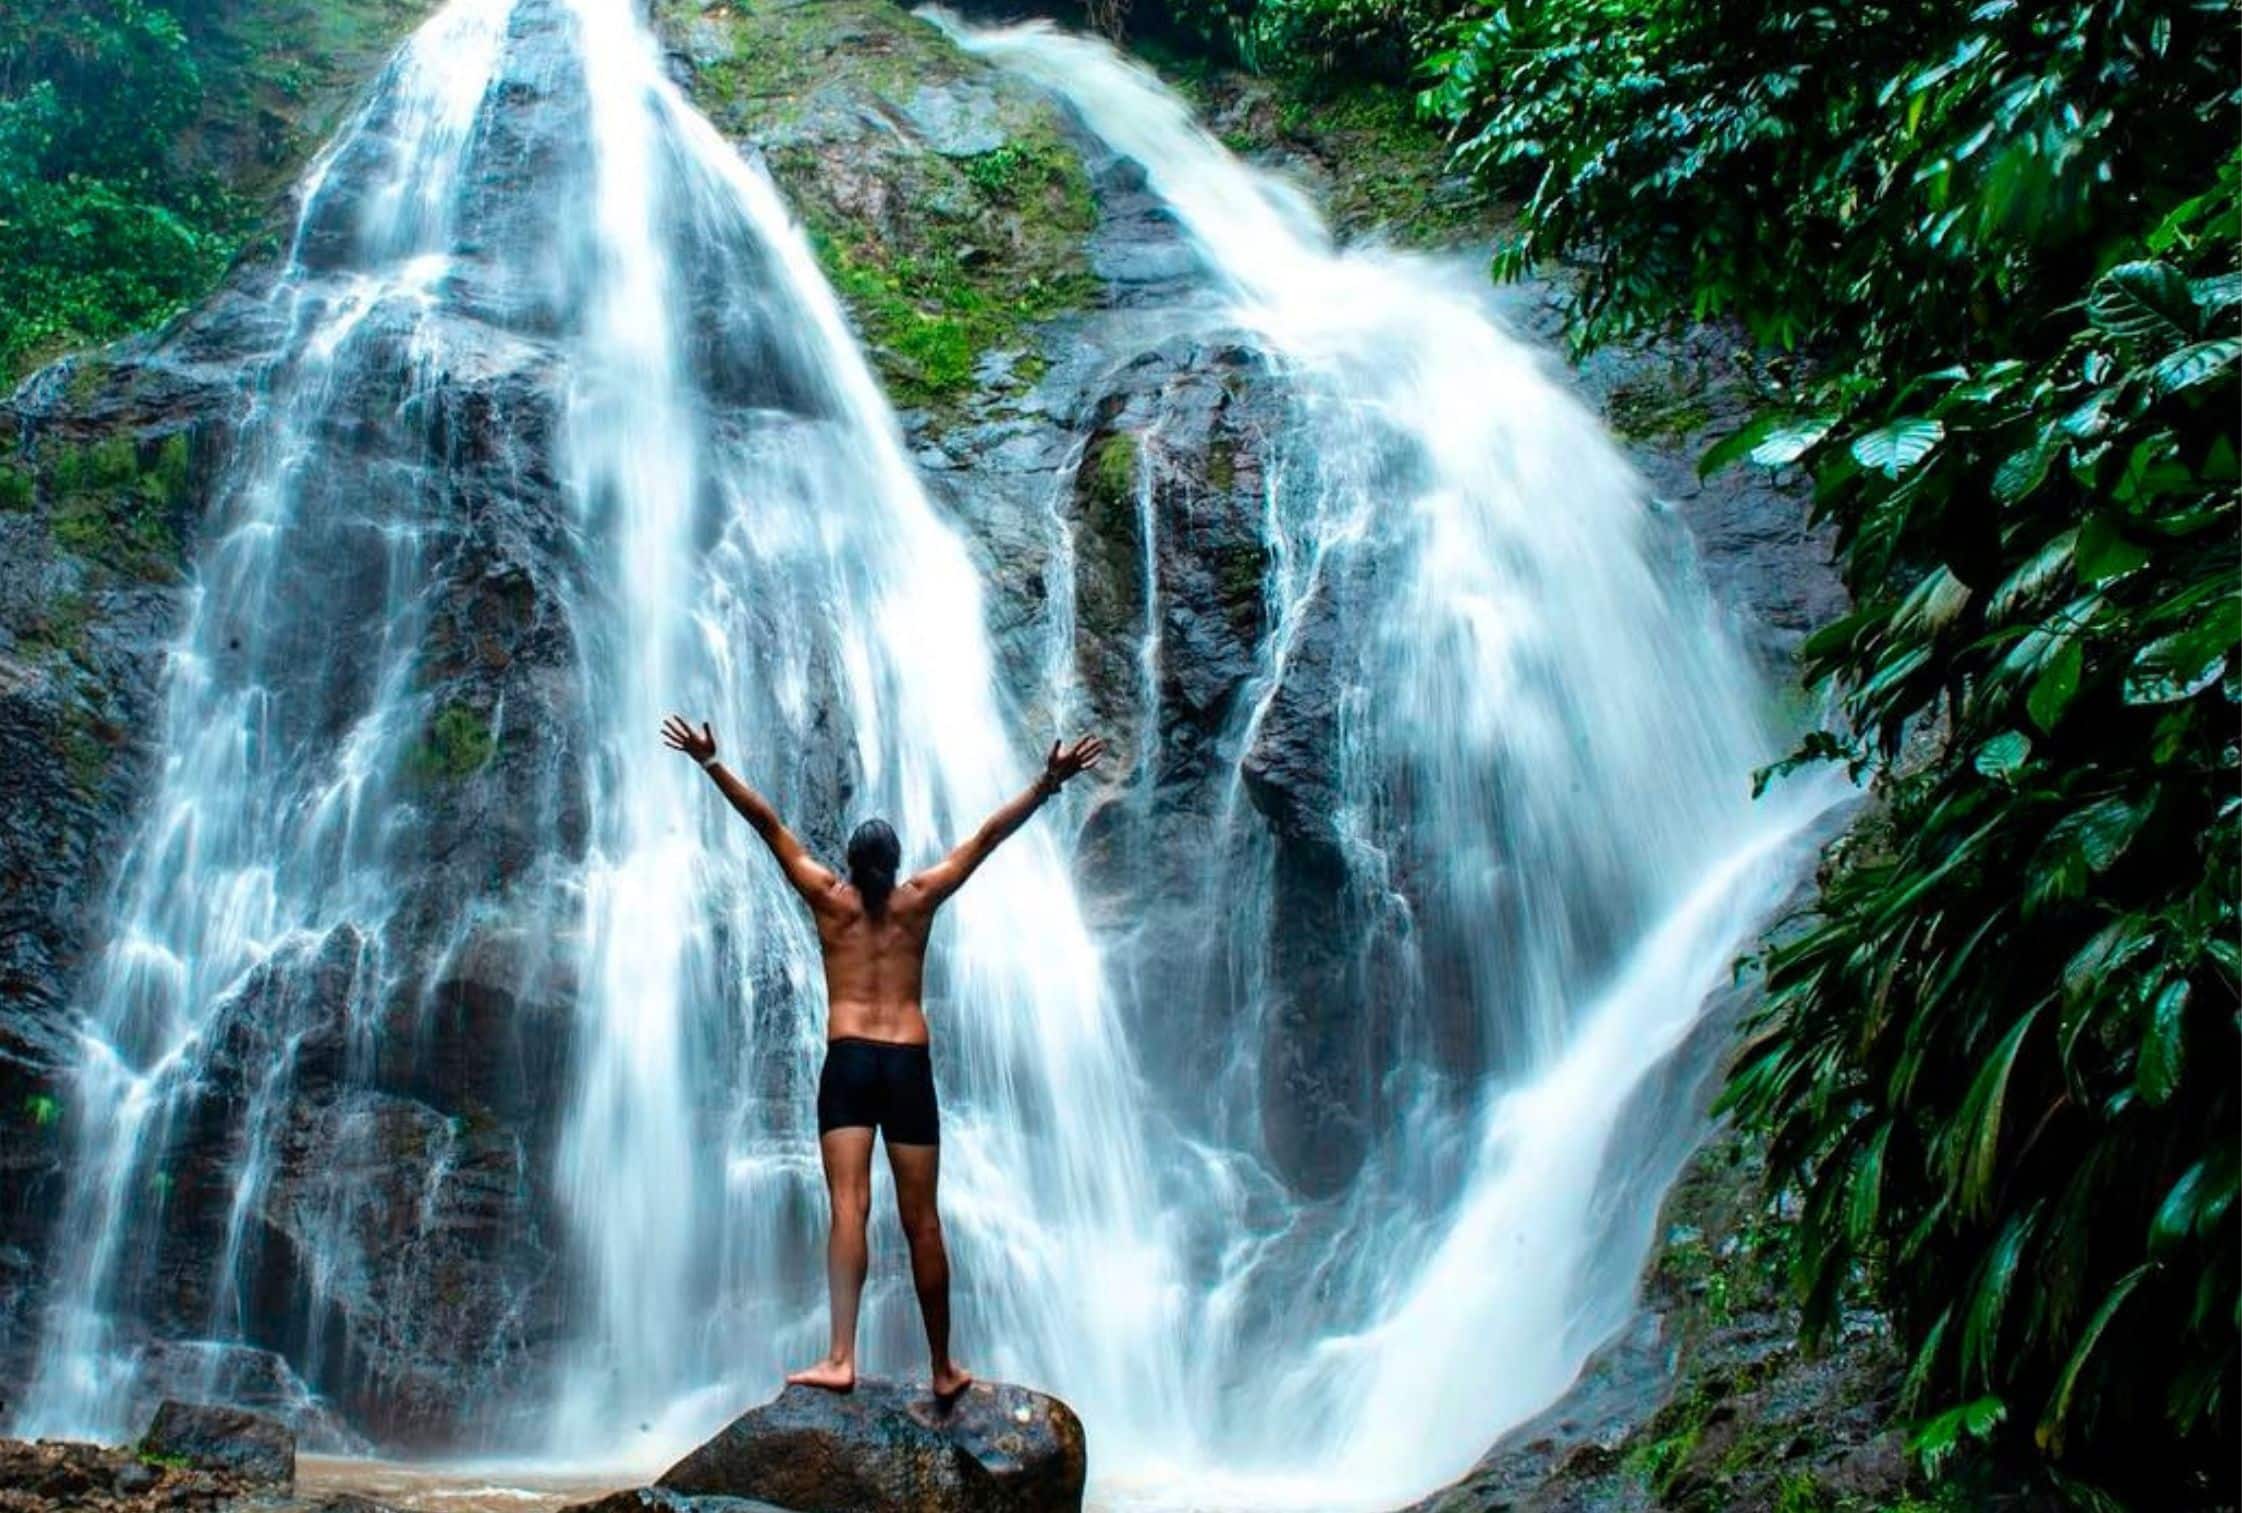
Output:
[409, 703, 496, 783]
[38, 431, 193, 580]
[659, 0, 1099, 420]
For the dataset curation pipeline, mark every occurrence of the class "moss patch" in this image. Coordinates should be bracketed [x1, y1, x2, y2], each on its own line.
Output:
[0, 462, 33, 513]
[659, 0, 1099, 419]
[1606, 375, 1718, 444]
[58, 706, 116, 793]
[1135, 48, 1499, 247]
[1085, 431, 1140, 516]
[17, 592, 92, 664]
[42, 432, 191, 580]
[410, 703, 495, 782]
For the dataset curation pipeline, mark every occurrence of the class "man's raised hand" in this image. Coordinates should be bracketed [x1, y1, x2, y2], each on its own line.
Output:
[1041, 734, 1107, 791]
[662, 715, 718, 765]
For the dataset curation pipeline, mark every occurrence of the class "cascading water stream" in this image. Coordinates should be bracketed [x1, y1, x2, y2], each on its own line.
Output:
[933, 15, 1852, 1504]
[537, 0, 1178, 1449]
[16, 0, 519, 1437]
[13, 0, 1851, 1504]
[15, 0, 1178, 1466]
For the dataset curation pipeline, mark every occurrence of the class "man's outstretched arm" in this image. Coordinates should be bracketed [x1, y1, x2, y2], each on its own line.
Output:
[663, 715, 839, 903]
[908, 735, 1105, 908]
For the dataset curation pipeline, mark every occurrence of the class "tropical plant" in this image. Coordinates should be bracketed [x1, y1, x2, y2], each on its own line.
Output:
[1724, 203, 2239, 1502]
[0, 0, 241, 380]
[1417, 0, 2240, 1496]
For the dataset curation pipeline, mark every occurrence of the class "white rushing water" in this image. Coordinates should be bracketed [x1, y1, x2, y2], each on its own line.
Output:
[18, 0, 1847, 1505]
[936, 16, 1849, 1506]
[16, 0, 520, 1436]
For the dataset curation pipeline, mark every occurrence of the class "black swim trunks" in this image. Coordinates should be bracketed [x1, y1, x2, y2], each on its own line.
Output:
[816, 1037, 940, 1145]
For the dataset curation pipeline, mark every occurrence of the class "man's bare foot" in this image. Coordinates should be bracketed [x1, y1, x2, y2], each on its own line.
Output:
[787, 1356, 856, 1392]
[930, 1362, 973, 1401]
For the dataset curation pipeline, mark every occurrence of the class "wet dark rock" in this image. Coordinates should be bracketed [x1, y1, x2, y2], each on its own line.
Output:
[128, 1341, 364, 1455]
[562, 1487, 791, 1513]
[142, 1399, 295, 1488]
[0, 1432, 291, 1511]
[654, 1379, 1086, 1513]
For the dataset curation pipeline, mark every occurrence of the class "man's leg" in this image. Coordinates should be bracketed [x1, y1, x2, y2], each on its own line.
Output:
[789, 1126, 874, 1391]
[886, 1140, 970, 1399]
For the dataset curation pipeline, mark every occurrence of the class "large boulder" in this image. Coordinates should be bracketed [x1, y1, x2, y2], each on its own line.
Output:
[653, 1380, 1086, 1513]
[141, 1398, 295, 1489]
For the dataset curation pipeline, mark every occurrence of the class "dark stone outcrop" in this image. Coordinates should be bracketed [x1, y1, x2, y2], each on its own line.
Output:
[563, 1490, 789, 1513]
[0, 1432, 404, 1512]
[651, 1380, 1086, 1513]
[141, 1400, 295, 1489]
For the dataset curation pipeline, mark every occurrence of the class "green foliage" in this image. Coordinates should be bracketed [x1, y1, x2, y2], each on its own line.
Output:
[0, 0, 429, 382]
[961, 141, 1060, 202]
[1723, 182, 2239, 1508]
[1088, 431, 1141, 512]
[0, 1, 238, 379]
[410, 703, 495, 783]
[24, 1093, 61, 1128]
[1143, 0, 1444, 78]
[792, 141, 1094, 410]
[1415, 0, 2239, 1495]
[42, 431, 190, 576]
[0, 462, 33, 512]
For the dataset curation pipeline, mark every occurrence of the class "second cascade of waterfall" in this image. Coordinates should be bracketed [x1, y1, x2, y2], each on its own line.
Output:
[13, 0, 1850, 1506]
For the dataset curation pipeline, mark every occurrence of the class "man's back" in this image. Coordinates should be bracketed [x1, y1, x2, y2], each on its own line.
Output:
[811, 882, 938, 1045]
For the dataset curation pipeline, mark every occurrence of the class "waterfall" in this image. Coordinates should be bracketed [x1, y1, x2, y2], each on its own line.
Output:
[15, 0, 520, 1438]
[16, 0, 1170, 1457]
[14, 0, 1848, 1504]
[931, 15, 1851, 1506]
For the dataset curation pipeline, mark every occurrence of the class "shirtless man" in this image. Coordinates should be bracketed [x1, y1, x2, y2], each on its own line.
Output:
[661, 715, 1106, 1399]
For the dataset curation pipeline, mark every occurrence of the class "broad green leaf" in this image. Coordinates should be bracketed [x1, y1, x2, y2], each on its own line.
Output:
[2189, 271, 2242, 316]
[1988, 529, 2076, 621]
[1847, 1120, 1893, 1246]
[1850, 417, 1945, 478]
[2086, 261, 2198, 348]
[2136, 978, 2189, 1105]
[2147, 337, 2241, 396]
[1750, 418, 1840, 466]
[2027, 636, 2082, 731]
[1698, 414, 1839, 475]
[2073, 513, 2151, 583]
[1953, 999, 2046, 1214]
[1964, 1211, 2036, 1385]
[1993, 429, 2060, 503]
[2046, 791, 2155, 874]
[1695, 415, 1778, 477]
[2126, 611, 2239, 703]
[2149, 1151, 2237, 1255]
[2038, 1265, 2151, 1454]
[1973, 730, 2031, 778]
[1909, 1394, 2008, 1476]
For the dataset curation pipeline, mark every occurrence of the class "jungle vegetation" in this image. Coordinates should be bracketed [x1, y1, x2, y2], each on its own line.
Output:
[1130, 0, 2238, 1500]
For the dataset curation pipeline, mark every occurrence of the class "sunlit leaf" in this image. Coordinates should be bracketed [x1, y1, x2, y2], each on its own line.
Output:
[1973, 730, 2031, 778]
[2086, 261, 2198, 348]
[1850, 417, 1945, 478]
[2147, 337, 2241, 396]
[2136, 978, 2189, 1105]
[2027, 636, 2082, 731]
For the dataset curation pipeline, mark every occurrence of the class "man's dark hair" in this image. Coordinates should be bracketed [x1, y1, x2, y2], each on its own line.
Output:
[846, 818, 901, 916]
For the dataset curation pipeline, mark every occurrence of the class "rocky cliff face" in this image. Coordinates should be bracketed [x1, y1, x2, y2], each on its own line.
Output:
[1, 0, 1845, 1473]
[655, 0, 1843, 1199]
